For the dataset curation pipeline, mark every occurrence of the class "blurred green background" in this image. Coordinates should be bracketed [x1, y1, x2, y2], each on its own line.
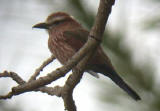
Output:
[0, 0, 160, 111]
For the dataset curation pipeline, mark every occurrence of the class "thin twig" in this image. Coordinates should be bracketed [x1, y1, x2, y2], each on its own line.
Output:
[0, 71, 63, 99]
[29, 55, 55, 82]
[0, 92, 13, 99]
[0, 71, 25, 84]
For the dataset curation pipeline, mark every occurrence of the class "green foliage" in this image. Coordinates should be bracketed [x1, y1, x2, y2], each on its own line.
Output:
[143, 17, 160, 30]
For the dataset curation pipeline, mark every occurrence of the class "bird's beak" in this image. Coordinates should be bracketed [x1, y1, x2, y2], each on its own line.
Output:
[32, 22, 49, 29]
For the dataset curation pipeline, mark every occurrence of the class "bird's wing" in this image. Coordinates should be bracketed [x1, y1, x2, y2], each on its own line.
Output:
[63, 28, 89, 43]
[63, 28, 114, 72]
[63, 29, 100, 78]
[63, 28, 89, 51]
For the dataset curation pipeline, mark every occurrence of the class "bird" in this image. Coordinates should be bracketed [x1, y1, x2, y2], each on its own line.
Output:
[33, 12, 141, 101]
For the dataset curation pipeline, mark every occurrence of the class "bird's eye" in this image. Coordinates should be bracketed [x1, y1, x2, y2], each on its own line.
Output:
[49, 19, 66, 27]
[54, 21, 61, 25]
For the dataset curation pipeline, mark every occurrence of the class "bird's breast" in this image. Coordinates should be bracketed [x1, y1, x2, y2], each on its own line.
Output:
[48, 31, 77, 64]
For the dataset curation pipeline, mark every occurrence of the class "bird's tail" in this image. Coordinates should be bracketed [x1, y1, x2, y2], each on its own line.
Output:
[107, 72, 141, 101]
[88, 64, 141, 100]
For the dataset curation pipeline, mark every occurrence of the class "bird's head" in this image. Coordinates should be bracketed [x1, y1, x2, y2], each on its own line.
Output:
[33, 12, 77, 30]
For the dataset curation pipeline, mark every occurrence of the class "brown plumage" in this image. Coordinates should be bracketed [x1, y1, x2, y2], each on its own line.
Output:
[33, 12, 141, 100]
